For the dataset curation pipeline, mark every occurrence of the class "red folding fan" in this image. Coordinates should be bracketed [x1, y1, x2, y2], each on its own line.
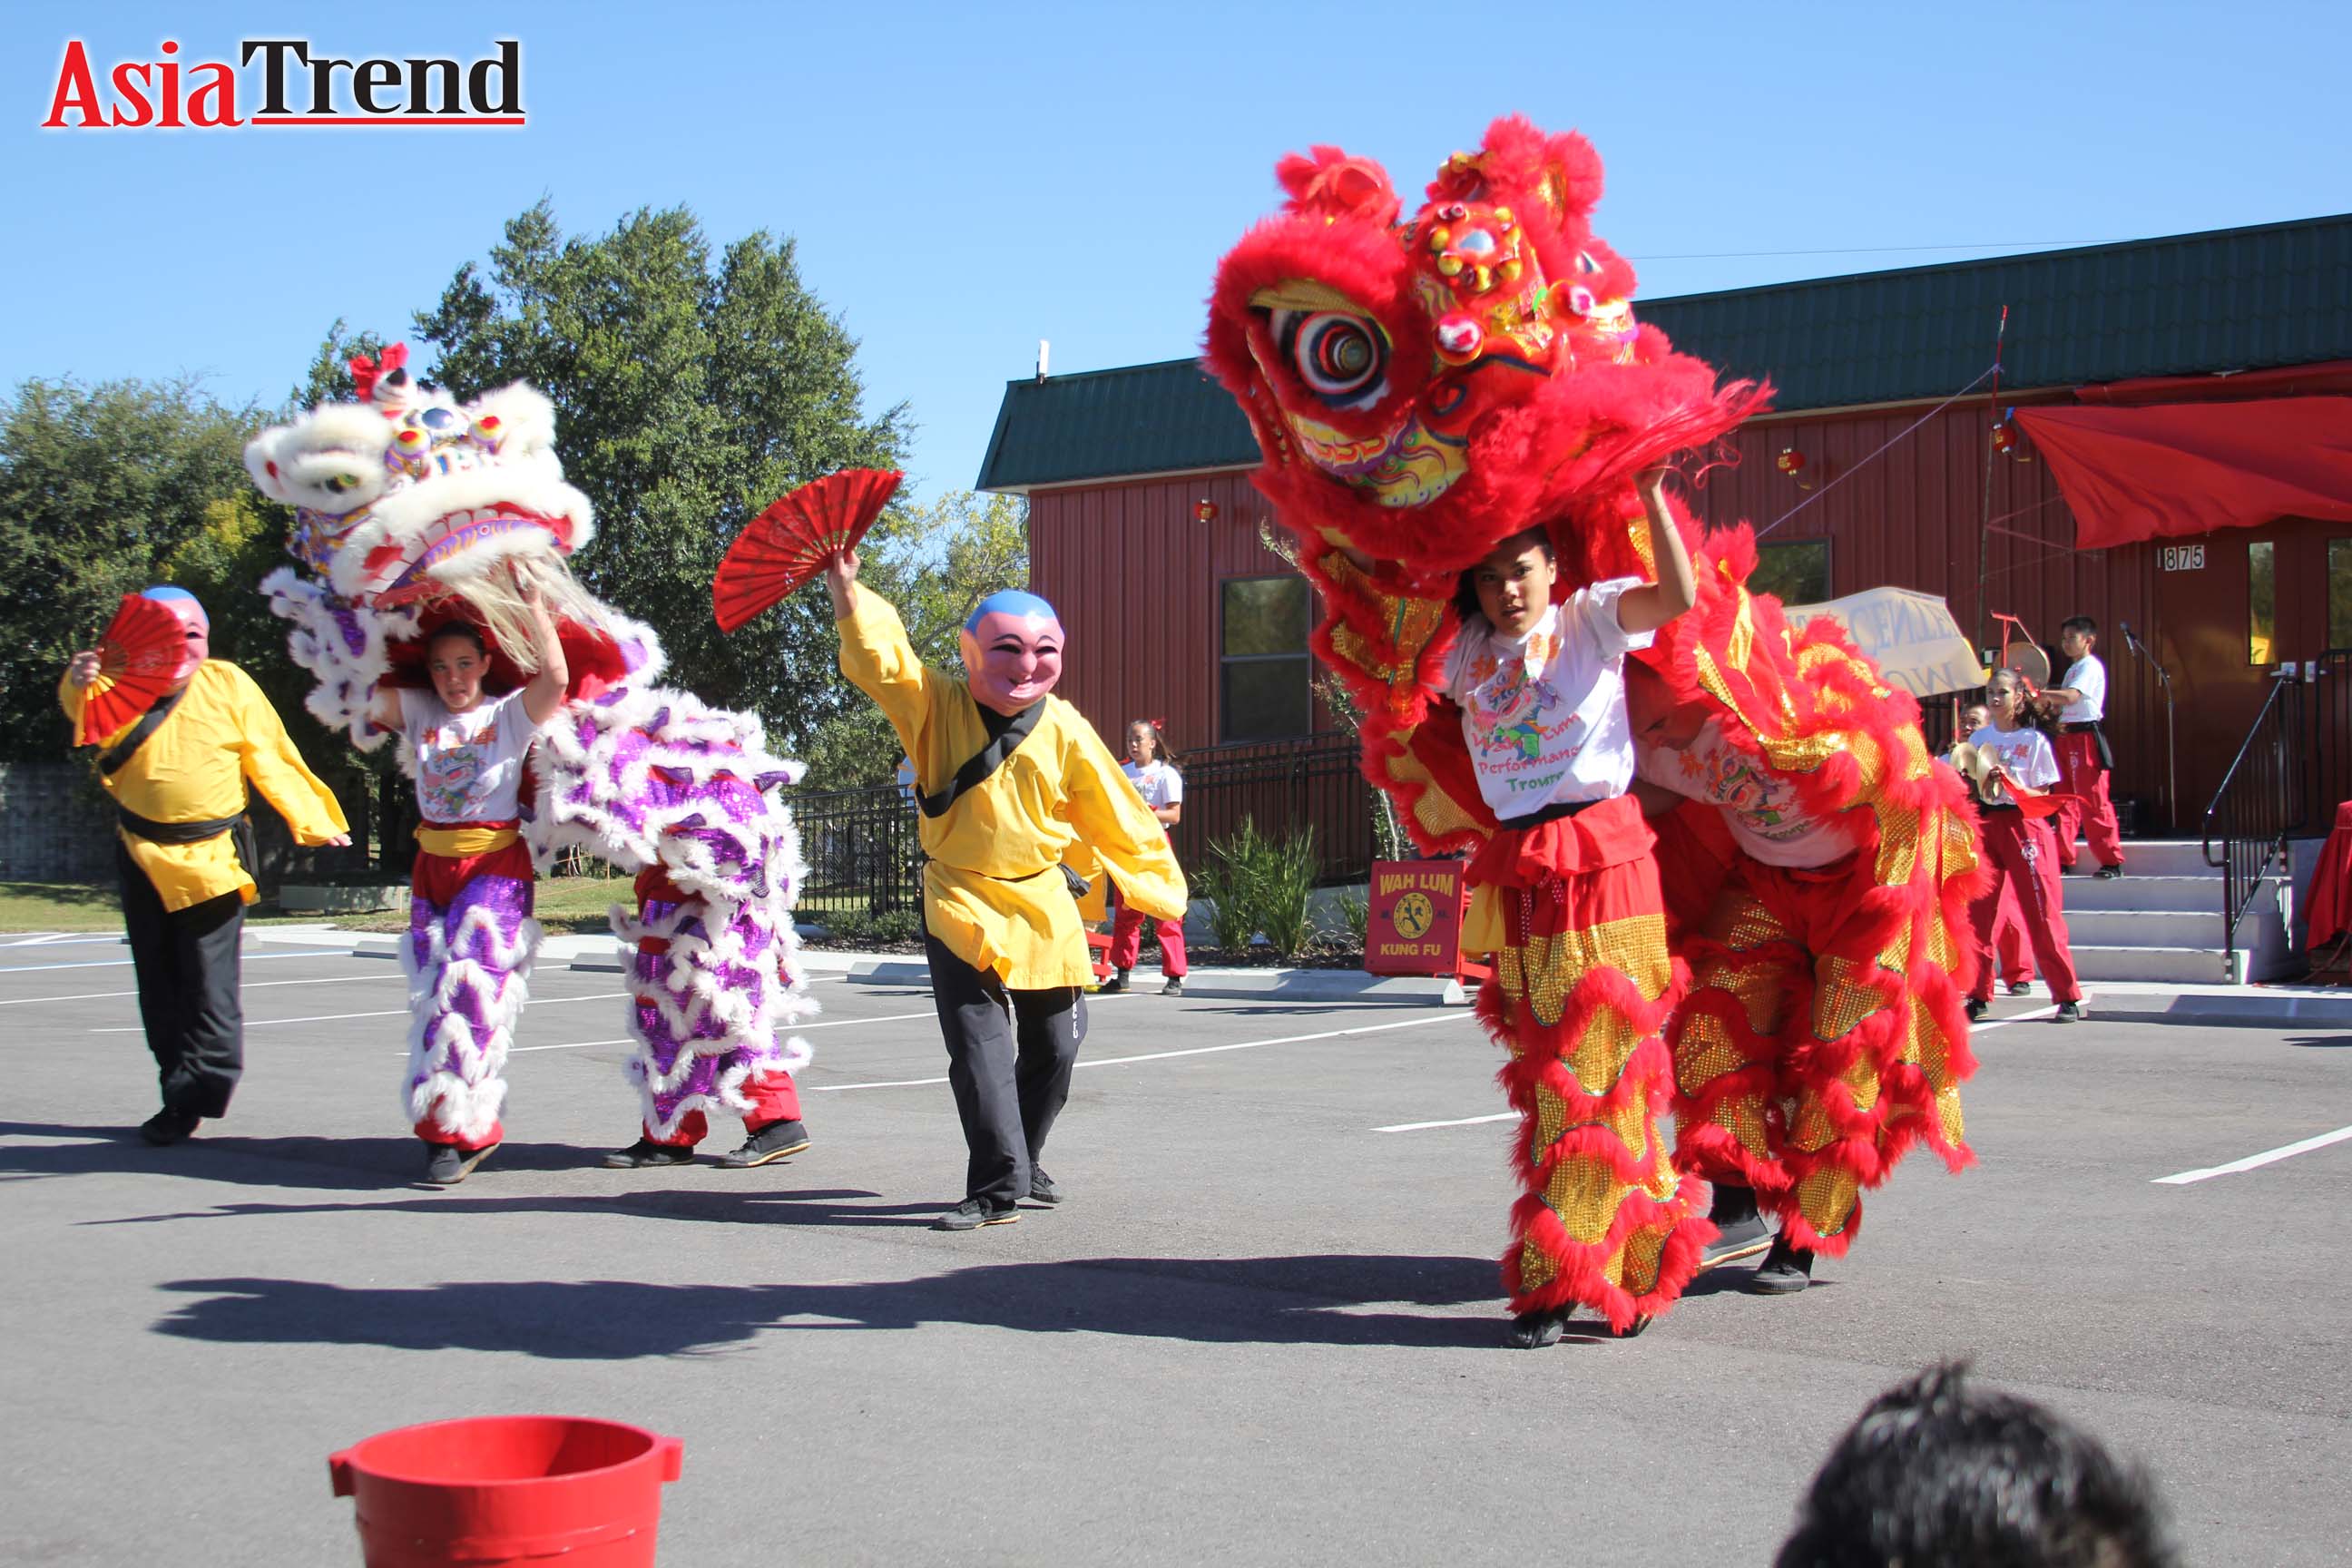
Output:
[76, 593, 188, 745]
[712, 467, 904, 632]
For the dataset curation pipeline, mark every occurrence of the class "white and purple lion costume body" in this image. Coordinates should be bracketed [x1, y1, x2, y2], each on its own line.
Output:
[243, 349, 814, 1144]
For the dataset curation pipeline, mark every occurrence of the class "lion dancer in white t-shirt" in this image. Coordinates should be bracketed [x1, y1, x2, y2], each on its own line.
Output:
[1628, 657, 1981, 1297]
[368, 588, 567, 1187]
[2043, 616, 2124, 879]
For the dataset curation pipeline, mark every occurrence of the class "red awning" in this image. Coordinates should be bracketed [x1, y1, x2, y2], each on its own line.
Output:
[2014, 397, 2352, 550]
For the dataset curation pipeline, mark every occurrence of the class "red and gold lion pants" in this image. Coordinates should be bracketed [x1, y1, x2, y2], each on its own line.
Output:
[1469, 799, 1709, 1331]
[1670, 854, 1975, 1257]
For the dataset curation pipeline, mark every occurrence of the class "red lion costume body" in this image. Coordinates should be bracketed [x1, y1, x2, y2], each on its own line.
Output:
[1205, 116, 1983, 1335]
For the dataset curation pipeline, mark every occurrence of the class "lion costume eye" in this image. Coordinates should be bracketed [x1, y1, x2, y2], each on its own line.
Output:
[1275, 309, 1389, 409]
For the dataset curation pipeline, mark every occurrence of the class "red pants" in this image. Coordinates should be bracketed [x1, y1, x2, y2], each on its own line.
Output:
[2052, 730, 2123, 870]
[1108, 897, 1187, 977]
[1968, 812, 2081, 1004]
[1994, 881, 2033, 985]
[647, 1073, 802, 1148]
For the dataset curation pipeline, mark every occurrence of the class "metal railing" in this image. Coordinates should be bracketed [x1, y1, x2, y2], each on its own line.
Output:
[783, 731, 1376, 916]
[2201, 671, 2307, 965]
[1167, 731, 1372, 887]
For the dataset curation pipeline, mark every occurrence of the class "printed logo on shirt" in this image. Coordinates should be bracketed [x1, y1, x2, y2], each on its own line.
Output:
[1671, 745, 1807, 841]
[418, 713, 498, 821]
[1464, 646, 1578, 776]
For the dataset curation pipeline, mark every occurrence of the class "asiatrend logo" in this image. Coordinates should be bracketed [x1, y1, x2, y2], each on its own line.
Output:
[42, 37, 524, 129]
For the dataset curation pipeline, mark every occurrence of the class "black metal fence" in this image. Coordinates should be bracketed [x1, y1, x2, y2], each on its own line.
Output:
[793, 781, 925, 916]
[783, 732, 1377, 917]
[1169, 731, 1372, 888]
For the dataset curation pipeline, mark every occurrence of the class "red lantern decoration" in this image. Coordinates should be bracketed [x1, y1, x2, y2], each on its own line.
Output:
[1776, 447, 1806, 475]
[1991, 421, 2017, 454]
[1195, 498, 1219, 524]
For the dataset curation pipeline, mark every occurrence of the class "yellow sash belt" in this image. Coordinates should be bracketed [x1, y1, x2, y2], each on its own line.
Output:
[415, 825, 519, 858]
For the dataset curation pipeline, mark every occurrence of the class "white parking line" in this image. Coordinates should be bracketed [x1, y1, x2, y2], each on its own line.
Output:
[0, 949, 347, 975]
[93, 991, 632, 1034]
[1375, 1112, 1514, 1133]
[1373, 1008, 2057, 1132]
[1, 971, 407, 1007]
[2153, 1125, 2352, 1185]
[816, 1009, 1475, 1093]
[0, 934, 124, 948]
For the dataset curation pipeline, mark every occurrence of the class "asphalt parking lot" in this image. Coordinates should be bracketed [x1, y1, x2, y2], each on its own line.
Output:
[3, 934, 2347, 1565]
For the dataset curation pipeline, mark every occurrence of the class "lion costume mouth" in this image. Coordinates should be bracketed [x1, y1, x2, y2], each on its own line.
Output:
[360, 505, 575, 607]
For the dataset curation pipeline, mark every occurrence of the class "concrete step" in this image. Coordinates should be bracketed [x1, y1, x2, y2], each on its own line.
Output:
[2063, 908, 2223, 947]
[2068, 944, 2243, 985]
[2057, 874, 2218, 913]
[2087, 839, 2214, 877]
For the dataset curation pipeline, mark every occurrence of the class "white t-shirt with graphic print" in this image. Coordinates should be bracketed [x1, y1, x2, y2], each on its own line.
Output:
[1635, 720, 1862, 868]
[1441, 577, 1653, 819]
[1123, 758, 1183, 812]
[1965, 723, 2061, 800]
[403, 688, 536, 825]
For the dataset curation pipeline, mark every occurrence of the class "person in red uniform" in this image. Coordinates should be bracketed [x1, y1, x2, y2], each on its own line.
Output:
[1959, 671, 2084, 1024]
[1949, 701, 2034, 995]
[2043, 616, 2124, 879]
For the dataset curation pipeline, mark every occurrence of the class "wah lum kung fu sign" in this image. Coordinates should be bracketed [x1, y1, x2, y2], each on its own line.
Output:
[1366, 859, 1474, 977]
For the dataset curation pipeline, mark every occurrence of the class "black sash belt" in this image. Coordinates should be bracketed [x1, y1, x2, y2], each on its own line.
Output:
[118, 807, 256, 876]
[2059, 721, 2113, 770]
[118, 807, 240, 844]
[1497, 797, 1601, 832]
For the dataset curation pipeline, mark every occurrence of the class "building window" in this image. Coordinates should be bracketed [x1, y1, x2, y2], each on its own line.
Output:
[2330, 540, 2352, 651]
[1220, 574, 1312, 740]
[2249, 540, 2276, 665]
[1750, 539, 1831, 606]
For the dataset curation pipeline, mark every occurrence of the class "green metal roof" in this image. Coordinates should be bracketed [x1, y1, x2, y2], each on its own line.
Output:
[977, 212, 2352, 492]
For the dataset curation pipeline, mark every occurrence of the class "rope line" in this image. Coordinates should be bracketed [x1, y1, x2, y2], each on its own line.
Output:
[1757, 362, 2000, 539]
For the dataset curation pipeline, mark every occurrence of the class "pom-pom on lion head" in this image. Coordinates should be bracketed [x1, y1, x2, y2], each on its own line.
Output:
[1205, 115, 1767, 583]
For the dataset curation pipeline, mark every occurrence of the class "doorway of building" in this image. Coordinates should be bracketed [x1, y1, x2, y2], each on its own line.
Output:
[2152, 517, 2352, 828]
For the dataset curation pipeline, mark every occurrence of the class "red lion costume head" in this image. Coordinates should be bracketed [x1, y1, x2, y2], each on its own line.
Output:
[1205, 114, 1767, 585]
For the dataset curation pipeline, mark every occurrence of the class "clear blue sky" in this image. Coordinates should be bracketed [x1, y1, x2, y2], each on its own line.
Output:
[6, 0, 2348, 509]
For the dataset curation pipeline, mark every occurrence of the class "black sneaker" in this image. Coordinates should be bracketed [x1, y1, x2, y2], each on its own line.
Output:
[1702, 1211, 1772, 1269]
[422, 1142, 496, 1187]
[2053, 1001, 2083, 1024]
[138, 1107, 201, 1146]
[1745, 1234, 1814, 1295]
[716, 1120, 809, 1169]
[1028, 1167, 1063, 1205]
[602, 1137, 695, 1170]
[2094, 864, 2123, 879]
[932, 1197, 1019, 1231]
[1505, 1306, 1570, 1348]
[1097, 971, 1131, 995]
[1161, 977, 1184, 997]
[1965, 997, 1989, 1023]
[2006, 980, 2033, 996]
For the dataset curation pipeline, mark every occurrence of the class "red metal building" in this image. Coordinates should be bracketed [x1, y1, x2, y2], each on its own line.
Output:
[981, 214, 2352, 843]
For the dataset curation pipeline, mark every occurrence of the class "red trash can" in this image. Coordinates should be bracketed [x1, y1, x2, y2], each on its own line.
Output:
[328, 1416, 683, 1565]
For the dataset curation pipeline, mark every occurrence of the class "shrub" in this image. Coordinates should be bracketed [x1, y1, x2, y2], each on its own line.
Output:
[1197, 815, 1321, 958]
[1337, 890, 1369, 946]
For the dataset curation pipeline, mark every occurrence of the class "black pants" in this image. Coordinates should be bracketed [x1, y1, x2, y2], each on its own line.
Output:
[117, 842, 245, 1119]
[923, 928, 1086, 1208]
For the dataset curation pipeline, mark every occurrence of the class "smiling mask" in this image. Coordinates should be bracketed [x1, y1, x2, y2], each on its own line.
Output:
[959, 591, 1064, 716]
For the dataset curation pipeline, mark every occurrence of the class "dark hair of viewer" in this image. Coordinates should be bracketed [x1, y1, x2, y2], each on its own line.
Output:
[1775, 1361, 2178, 1568]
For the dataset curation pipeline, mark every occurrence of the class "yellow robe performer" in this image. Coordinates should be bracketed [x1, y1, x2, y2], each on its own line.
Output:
[61, 629, 348, 1142]
[833, 573, 1185, 1227]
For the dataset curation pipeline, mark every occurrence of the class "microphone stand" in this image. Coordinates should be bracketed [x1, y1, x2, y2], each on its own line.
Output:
[2122, 625, 2177, 835]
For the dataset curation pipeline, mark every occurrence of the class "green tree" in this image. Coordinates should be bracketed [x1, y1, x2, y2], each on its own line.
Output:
[799, 489, 1030, 788]
[0, 377, 265, 760]
[412, 201, 906, 754]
